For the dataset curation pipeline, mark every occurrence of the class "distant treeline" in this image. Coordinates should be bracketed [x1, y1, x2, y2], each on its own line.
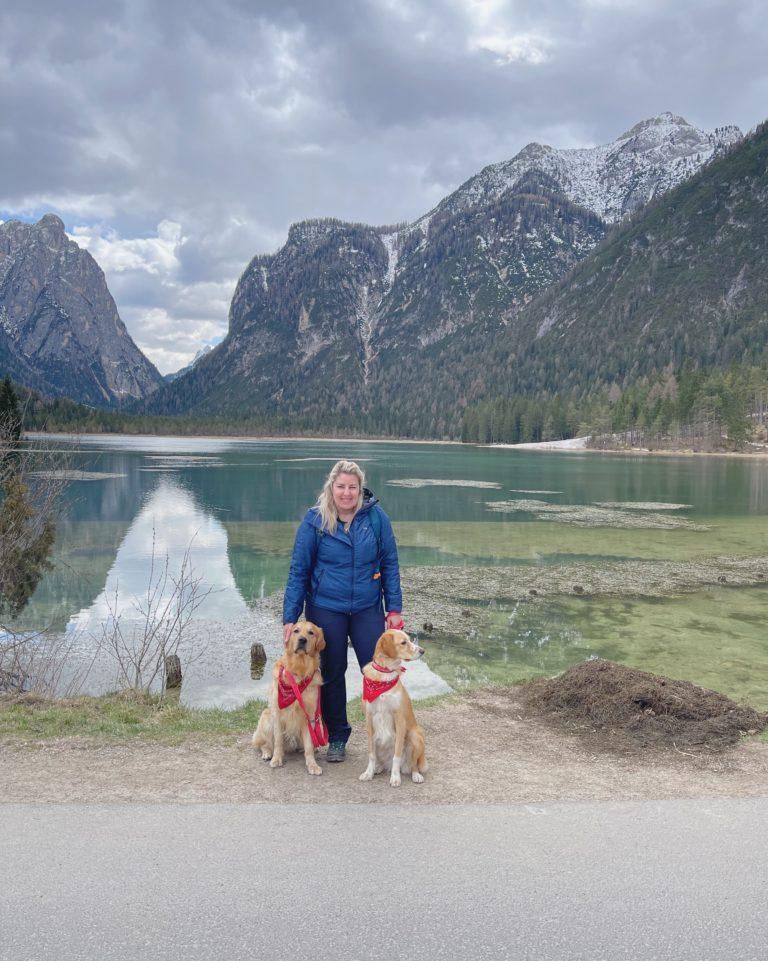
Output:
[460, 394, 578, 444]
[15, 385, 409, 439]
[460, 364, 768, 449]
[10, 362, 768, 450]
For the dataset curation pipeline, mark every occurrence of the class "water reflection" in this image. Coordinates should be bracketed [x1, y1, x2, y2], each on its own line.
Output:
[17, 436, 768, 709]
[58, 472, 453, 707]
[68, 476, 249, 634]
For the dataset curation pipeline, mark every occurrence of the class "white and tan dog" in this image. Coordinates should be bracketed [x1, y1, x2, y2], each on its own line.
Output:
[359, 629, 428, 787]
[252, 621, 326, 776]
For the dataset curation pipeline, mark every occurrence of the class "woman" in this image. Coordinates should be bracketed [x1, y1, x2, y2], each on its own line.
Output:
[283, 459, 403, 762]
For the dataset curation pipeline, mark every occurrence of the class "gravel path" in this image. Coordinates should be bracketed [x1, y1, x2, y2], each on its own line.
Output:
[3, 690, 768, 804]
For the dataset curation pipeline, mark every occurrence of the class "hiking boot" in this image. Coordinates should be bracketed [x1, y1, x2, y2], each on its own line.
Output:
[326, 741, 346, 763]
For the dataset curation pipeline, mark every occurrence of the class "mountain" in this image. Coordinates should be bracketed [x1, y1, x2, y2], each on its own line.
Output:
[164, 345, 214, 383]
[481, 118, 768, 398]
[145, 114, 742, 432]
[142, 219, 389, 418]
[0, 215, 163, 407]
[418, 113, 741, 226]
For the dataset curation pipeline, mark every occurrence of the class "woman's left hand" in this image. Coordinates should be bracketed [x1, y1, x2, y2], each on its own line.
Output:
[385, 611, 404, 631]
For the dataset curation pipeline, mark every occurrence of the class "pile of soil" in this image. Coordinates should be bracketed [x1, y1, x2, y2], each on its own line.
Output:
[524, 659, 768, 751]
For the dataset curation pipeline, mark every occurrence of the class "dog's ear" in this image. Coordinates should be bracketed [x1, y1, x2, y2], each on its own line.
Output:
[379, 630, 398, 659]
[315, 626, 326, 652]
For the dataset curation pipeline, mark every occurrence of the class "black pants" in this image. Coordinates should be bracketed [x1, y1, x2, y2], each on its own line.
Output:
[306, 601, 384, 744]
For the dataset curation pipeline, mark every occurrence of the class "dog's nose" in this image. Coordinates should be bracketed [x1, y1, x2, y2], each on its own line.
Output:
[296, 636, 308, 649]
[417, 647, 425, 657]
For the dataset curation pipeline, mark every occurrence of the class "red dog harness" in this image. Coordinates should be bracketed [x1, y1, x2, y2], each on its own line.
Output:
[277, 666, 329, 748]
[362, 661, 406, 703]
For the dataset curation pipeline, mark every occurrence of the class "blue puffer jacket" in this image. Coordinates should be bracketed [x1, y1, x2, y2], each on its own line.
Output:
[282, 491, 402, 623]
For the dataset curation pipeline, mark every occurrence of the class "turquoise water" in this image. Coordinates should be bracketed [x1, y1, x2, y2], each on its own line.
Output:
[11, 435, 768, 708]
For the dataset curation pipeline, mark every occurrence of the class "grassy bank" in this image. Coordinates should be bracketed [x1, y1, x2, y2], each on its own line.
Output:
[0, 690, 460, 744]
[1, 688, 764, 746]
[0, 692, 267, 743]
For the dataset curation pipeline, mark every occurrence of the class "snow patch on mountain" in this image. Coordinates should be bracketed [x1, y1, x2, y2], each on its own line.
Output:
[357, 283, 375, 384]
[421, 113, 742, 226]
[380, 231, 400, 291]
[164, 344, 213, 382]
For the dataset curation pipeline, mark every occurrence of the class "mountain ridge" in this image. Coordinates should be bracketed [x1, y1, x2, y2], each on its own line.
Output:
[144, 112, 742, 431]
[494, 118, 768, 396]
[0, 215, 163, 407]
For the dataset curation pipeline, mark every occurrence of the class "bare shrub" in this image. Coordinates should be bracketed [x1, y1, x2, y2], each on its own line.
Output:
[97, 532, 216, 694]
[0, 625, 100, 698]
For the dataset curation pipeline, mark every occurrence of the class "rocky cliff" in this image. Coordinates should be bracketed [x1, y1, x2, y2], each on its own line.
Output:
[0, 214, 163, 407]
[145, 114, 744, 432]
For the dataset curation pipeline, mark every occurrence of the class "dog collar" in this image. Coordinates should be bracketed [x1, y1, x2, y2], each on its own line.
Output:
[371, 661, 405, 675]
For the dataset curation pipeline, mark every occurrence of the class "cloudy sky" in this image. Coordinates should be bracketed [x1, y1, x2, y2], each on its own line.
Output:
[2, 0, 767, 373]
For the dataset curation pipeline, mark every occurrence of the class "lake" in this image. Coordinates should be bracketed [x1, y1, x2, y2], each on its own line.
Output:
[10, 434, 768, 709]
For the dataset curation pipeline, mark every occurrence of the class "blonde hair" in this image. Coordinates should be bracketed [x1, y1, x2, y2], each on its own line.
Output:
[314, 459, 366, 533]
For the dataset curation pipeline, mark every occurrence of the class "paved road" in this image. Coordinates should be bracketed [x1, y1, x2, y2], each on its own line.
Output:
[2, 798, 766, 961]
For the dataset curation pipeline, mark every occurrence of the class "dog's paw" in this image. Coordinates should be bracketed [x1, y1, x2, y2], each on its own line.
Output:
[412, 771, 424, 783]
[390, 773, 402, 787]
[269, 756, 284, 768]
[359, 768, 374, 781]
[306, 762, 322, 776]
[260, 750, 272, 761]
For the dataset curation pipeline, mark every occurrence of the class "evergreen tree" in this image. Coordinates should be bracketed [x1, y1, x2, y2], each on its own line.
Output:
[0, 376, 22, 453]
[0, 474, 56, 617]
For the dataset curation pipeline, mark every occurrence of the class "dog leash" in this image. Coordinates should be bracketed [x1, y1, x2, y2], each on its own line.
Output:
[281, 667, 329, 749]
[277, 666, 313, 709]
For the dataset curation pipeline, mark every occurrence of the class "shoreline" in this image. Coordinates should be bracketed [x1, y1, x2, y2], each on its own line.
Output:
[25, 431, 462, 447]
[25, 430, 768, 459]
[583, 447, 768, 460]
[486, 439, 768, 459]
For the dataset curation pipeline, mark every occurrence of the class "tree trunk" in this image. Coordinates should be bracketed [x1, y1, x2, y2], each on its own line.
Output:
[164, 654, 182, 689]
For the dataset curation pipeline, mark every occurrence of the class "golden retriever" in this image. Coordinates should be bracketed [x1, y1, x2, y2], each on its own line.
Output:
[252, 621, 326, 776]
[359, 629, 428, 787]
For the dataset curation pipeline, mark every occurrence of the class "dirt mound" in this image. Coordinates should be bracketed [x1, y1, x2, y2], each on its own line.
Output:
[524, 660, 768, 751]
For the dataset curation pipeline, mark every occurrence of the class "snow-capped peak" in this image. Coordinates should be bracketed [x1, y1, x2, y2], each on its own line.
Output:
[418, 113, 743, 226]
[616, 111, 691, 140]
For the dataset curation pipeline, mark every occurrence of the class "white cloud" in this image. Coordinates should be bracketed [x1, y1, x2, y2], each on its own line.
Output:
[70, 221, 183, 275]
[1, 0, 766, 385]
[69, 222, 231, 374]
[120, 306, 224, 376]
[469, 30, 551, 65]
[461, 0, 551, 65]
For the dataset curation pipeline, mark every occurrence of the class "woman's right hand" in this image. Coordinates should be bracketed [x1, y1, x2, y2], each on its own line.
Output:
[283, 623, 294, 646]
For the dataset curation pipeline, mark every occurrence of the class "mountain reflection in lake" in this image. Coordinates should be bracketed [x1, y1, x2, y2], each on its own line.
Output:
[68, 476, 249, 634]
[32, 462, 450, 707]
